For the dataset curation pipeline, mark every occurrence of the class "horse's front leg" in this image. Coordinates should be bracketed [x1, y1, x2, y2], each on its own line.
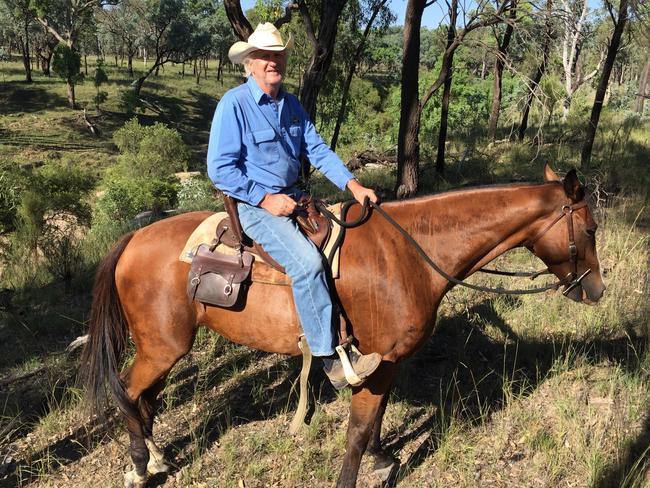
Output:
[337, 362, 396, 488]
[366, 388, 399, 479]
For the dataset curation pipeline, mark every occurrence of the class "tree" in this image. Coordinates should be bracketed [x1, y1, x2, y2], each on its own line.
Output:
[330, 0, 394, 151]
[2, 0, 36, 82]
[559, 0, 603, 121]
[635, 49, 650, 113]
[51, 43, 83, 106]
[580, 0, 629, 168]
[487, 0, 517, 139]
[395, 0, 426, 199]
[395, 0, 517, 197]
[131, 0, 202, 95]
[518, 0, 554, 140]
[96, 0, 142, 78]
[31, 0, 115, 107]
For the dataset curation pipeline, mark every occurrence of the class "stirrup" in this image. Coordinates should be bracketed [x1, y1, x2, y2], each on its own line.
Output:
[334, 343, 363, 386]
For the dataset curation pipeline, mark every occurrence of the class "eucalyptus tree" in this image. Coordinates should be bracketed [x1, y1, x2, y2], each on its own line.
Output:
[581, 0, 630, 168]
[395, 0, 519, 198]
[559, 0, 603, 121]
[487, 0, 518, 139]
[518, 0, 555, 140]
[96, 0, 142, 77]
[1, 0, 36, 82]
[32, 0, 117, 107]
[132, 0, 206, 95]
[330, 0, 394, 151]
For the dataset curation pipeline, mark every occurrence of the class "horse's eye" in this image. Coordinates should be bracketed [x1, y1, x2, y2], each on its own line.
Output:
[584, 228, 596, 237]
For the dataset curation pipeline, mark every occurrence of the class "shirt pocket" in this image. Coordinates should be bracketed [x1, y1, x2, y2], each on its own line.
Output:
[251, 128, 279, 162]
[288, 124, 302, 155]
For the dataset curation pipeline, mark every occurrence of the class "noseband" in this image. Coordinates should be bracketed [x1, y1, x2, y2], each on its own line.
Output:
[525, 200, 592, 296]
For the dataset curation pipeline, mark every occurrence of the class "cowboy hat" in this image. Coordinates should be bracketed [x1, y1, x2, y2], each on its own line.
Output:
[228, 23, 294, 64]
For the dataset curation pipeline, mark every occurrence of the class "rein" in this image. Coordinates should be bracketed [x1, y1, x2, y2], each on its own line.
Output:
[316, 199, 591, 296]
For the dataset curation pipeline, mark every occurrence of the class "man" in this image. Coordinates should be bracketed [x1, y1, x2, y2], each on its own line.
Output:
[207, 23, 381, 389]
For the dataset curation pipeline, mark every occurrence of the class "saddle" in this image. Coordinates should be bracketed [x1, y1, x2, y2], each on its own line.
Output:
[216, 195, 331, 273]
[187, 195, 332, 307]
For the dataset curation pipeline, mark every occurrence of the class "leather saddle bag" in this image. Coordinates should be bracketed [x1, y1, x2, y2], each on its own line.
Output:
[187, 244, 254, 307]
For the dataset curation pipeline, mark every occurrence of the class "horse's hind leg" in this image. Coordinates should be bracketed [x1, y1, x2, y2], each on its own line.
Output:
[337, 362, 396, 488]
[121, 349, 190, 487]
[139, 379, 170, 475]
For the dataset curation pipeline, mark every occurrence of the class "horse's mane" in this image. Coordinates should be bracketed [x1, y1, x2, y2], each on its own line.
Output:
[381, 180, 563, 205]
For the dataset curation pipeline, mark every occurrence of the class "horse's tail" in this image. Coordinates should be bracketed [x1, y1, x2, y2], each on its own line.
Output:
[81, 231, 139, 420]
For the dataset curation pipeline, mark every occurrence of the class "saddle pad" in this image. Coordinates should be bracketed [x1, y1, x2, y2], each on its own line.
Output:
[179, 204, 344, 285]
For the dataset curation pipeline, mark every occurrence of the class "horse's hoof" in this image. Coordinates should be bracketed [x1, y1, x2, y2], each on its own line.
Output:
[147, 459, 170, 475]
[372, 455, 399, 482]
[124, 468, 147, 488]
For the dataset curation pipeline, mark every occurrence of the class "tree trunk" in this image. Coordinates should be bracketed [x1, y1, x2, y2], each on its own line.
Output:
[580, 0, 628, 169]
[435, 25, 457, 174]
[634, 50, 650, 113]
[519, 0, 553, 140]
[66, 78, 76, 108]
[298, 0, 348, 120]
[21, 18, 32, 83]
[487, 3, 516, 140]
[223, 0, 253, 40]
[84, 54, 88, 76]
[128, 54, 134, 78]
[331, 0, 387, 151]
[395, 0, 426, 199]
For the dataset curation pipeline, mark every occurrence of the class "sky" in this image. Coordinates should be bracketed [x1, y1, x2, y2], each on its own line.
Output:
[238, 0, 447, 28]
[239, 1, 601, 29]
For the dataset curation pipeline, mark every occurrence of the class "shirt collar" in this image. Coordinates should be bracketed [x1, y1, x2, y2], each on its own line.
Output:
[247, 76, 284, 104]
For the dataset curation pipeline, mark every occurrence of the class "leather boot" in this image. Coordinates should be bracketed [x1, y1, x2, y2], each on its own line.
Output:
[322, 349, 382, 390]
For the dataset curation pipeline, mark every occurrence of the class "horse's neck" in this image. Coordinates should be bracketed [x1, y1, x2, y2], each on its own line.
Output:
[388, 183, 565, 278]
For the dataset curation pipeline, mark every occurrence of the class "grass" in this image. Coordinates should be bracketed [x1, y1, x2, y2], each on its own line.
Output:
[1, 55, 650, 487]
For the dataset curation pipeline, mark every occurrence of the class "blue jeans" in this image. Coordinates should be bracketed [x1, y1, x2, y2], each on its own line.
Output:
[237, 203, 335, 356]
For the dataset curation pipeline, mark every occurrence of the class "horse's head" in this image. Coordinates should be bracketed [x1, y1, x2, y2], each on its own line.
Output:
[527, 165, 606, 304]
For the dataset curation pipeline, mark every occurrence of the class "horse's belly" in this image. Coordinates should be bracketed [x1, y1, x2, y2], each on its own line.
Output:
[201, 282, 302, 356]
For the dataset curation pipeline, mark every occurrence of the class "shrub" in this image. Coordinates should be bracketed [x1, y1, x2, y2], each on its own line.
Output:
[92, 118, 192, 227]
[51, 44, 83, 83]
[0, 163, 29, 234]
[113, 118, 189, 176]
[177, 175, 223, 212]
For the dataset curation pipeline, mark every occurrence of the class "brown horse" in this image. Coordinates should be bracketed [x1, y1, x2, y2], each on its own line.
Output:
[82, 165, 605, 487]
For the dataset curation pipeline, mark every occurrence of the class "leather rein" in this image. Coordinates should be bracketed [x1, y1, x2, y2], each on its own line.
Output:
[316, 199, 592, 296]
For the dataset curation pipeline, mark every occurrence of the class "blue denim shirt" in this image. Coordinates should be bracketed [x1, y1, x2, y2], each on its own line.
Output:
[207, 76, 354, 206]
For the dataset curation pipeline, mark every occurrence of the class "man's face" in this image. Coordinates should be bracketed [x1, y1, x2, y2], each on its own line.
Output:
[249, 50, 287, 91]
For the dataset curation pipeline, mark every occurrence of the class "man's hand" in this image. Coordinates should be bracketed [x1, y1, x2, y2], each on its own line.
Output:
[347, 179, 378, 205]
[259, 193, 297, 216]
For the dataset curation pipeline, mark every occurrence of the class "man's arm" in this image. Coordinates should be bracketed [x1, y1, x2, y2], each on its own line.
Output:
[296, 101, 377, 204]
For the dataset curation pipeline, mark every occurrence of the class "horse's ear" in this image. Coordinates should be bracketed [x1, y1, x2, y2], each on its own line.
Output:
[543, 163, 561, 182]
[563, 169, 584, 202]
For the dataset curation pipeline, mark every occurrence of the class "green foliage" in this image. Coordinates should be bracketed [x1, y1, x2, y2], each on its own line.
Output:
[51, 43, 83, 82]
[1, 162, 94, 286]
[0, 163, 29, 234]
[93, 57, 110, 110]
[113, 117, 189, 176]
[94, 118, 189, 225]
[93, 59, 108, 88]
[118, 88, 141, 115]
[176, 174, 222, 212]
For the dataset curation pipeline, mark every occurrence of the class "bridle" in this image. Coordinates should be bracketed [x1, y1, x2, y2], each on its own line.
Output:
[524, 200, 592, 296]
[316, 198, 593, 297]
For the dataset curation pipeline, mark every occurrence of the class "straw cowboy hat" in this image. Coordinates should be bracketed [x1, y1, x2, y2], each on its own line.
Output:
[228, 23, 294, 64]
